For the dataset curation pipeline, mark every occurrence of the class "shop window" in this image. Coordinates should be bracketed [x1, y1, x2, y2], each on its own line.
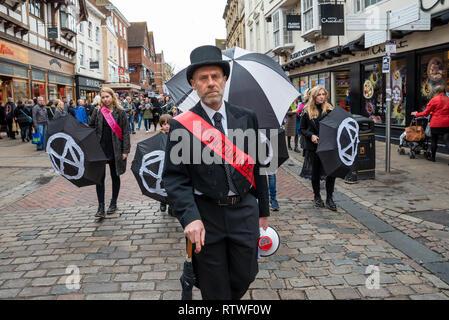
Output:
[319, 72, 330, 91]
[390, 58, 407, 126]
[362, 62, 384, 124]
[419, 50, 449, 112]
[48, 85, 58, 101]
[300, 76, 309, 95]
[309, 74, 319, 88]
[33, 83, 46, 101]
[334, 71, 350, 110]
[66, 87, 73, 101]
[13, 80, 28, 103]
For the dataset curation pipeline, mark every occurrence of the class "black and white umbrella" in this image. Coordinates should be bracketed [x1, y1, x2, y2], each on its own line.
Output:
[165, 47, 299, 129]
[316, 107, 360, 179]
[131, 133, 168, 203]
[46, 115, 108, 187]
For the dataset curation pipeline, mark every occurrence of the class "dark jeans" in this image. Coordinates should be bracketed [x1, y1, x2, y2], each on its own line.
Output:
[311, 151, 336, 199]
[18, 123, 31, 141]
[430, 129, 449, 159]
[6, 119, 15, 138]
[144, 119, 153, 131]
[96, 160, 121, 204]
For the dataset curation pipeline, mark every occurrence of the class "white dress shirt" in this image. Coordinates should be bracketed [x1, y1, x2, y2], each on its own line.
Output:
[194, 100, 236, 196]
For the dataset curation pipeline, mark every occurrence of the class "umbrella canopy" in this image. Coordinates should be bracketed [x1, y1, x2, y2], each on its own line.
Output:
[165, 47, 299, 129]
[131, 133, 168, 203]
[316, 107, 360, 179]
[46, 115, 108, 187]
[180, 239, 197, 300]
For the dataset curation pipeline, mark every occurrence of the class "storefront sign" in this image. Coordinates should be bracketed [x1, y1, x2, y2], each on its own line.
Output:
[118, 67, 125, 75]
[90, 61, 100, 69]
[290, 45, 316, 60]
[0, 40, 29, 64]
[320, 4, 345, 36]
[328, 57, 349, 66]
[78, 76, 101, 89]
[49, 58, 62, 68]
[286, 15, 301, 31]
[47, 27, 58, 39]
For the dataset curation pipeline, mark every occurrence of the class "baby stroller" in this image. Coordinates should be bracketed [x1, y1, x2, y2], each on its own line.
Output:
[398, 117, 432, 159]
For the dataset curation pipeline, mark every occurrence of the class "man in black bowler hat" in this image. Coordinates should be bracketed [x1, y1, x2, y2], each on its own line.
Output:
[163, 45, 270, 300]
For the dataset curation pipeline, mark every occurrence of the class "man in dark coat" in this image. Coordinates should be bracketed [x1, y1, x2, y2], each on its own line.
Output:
[5, 98, 16, 139]
[163, 45, 269, 300]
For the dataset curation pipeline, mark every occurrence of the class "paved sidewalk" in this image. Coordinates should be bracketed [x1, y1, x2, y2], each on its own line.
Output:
[0, 130, 449, 299]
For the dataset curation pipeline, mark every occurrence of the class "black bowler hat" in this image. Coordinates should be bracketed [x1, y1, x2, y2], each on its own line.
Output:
[186, 45, 230, 85]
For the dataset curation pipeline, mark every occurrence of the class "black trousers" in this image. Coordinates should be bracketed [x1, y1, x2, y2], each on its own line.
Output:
[192, 193, 259, 300]
[311, 151, 336, 199]
[6, 119, 15, 138]
[18, 123, 31, 141]
[430, 129, 449, 159]
[96, 160, 121, 204]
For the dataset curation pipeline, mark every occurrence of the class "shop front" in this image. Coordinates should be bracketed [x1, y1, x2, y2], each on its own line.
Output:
[286, 20, 449, 143]
[0, 38, 75, 105]
[76, 75, 104, 103]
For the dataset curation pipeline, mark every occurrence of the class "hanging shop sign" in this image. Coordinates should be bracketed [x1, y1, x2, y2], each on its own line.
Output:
[320, 4, 345, 36]
[90, 61, 100, 69]
[286, 15, 301, 31]
[47, 27, 58, 39]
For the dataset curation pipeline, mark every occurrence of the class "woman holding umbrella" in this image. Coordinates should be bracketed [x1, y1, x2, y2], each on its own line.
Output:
[299, 85, 337, 211]
[89, 87, 131, 218]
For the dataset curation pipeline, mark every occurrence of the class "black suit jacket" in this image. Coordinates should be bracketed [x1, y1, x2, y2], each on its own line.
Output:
[163, 101, 270, 228]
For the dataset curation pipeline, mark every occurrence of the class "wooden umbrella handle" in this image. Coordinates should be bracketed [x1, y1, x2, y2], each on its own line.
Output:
[187, 239, 193, 259]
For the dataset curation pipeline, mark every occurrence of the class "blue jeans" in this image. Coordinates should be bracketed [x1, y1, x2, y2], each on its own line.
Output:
[128, 114, 135, 133]
[137, 113, 143, 129]
[268, 174, 278, 207]
[37, 124, 47, 151]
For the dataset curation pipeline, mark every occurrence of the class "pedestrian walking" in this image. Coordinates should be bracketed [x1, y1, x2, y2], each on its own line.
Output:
[14, 100, 33, 142]
[53, 99, 67, 120]
[125, 96, 136, 134]
[151, 97, 161, 131]
[412, 85, 449, 163]
[285, 100, 300, 152]
[0, 101, 5, 139]
[74, 99, 88, 124]
[158, 114, 174, 216]
[5, 97, 16, 139]
[32, 96, 49, 151]
[142, 97, 154, 133]
[163, 45, 270, 300]
[136, 95, 144, 130]
[299, 85, 337, 211]
[89, 87, 131, 218]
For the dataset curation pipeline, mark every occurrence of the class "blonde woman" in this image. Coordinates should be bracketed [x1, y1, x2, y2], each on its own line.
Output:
[299, 85, 337, 211]
[89, 87, 130, 218]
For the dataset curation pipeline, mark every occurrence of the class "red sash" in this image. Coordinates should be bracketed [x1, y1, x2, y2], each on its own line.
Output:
[101, 107, 122, 141]
[175, 110, 256, 188]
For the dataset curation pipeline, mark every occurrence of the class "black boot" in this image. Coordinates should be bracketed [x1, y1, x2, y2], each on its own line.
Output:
[287, 138, 292, 150]
[160, 202, 167, 212]
[95, 203, 105, 218]
[314, 196, 324, 208]
[326, 197, 337, 211]
[107, 200, 117, 214]
[294, 136, 300, 153]
[168, 206, 175, 217]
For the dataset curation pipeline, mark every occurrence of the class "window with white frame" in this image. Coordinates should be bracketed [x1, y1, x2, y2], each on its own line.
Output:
[79, 21, 84, 34]
[272, 10, 280, 48]
[355, 0, 383, 12]
[88, 46, 93, 64]
[124, 49, 127, 68]
[88, 22, 92, 39]
[95, 27, 100, 43]
[302, 0, 314, 32]
[80, 42, 85, 66]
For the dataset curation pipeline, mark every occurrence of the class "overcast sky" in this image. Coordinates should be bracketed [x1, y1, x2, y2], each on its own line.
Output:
[111, 0, 227, 73]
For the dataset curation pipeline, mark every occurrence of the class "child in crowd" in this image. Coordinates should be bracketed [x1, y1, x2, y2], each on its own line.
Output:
[158, 114, 174, 216]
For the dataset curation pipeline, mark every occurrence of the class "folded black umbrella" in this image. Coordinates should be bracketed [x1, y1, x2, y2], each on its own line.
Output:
[180, 239, 197, 300]
[316, 107, 360, 179]
[258, 128, 289, 172]
[46, 115, 107, 187]
[131, 133, 168, 203]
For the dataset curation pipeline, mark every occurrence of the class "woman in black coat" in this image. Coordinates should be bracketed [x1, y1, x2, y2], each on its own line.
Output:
[299, 85, 337, 211]
[89, 87, 131, 218]
[14, 100, 33, 142]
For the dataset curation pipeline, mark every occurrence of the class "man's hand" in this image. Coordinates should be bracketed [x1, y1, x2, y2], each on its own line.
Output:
[122, 153, 128, 161]
[259, 217, 268, 231]
[411, 111, 417, 116]
[311, 135, 319, 144]
[184, 220, 205, 254]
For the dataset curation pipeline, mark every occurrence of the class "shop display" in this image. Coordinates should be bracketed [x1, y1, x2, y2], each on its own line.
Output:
[363, 80, 374, 99]
[427, 57, 444, 83]
[365, 102, 374, 115]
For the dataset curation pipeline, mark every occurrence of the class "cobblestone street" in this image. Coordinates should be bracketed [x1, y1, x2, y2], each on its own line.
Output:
[1, 130, 449, 300]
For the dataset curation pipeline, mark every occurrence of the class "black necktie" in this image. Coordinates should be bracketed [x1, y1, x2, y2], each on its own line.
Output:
[213, 112, 238, 195]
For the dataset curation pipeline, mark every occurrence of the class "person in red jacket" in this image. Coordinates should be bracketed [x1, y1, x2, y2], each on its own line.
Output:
[412, 85, 449, 163]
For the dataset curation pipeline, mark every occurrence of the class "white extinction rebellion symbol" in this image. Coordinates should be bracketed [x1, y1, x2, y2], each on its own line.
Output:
[139, 151, 167, 197]
[46, 133, 85, 180]
[337, 118, 360, 166]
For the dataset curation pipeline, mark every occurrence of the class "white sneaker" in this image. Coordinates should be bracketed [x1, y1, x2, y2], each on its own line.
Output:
[146, 130, 149, 133]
